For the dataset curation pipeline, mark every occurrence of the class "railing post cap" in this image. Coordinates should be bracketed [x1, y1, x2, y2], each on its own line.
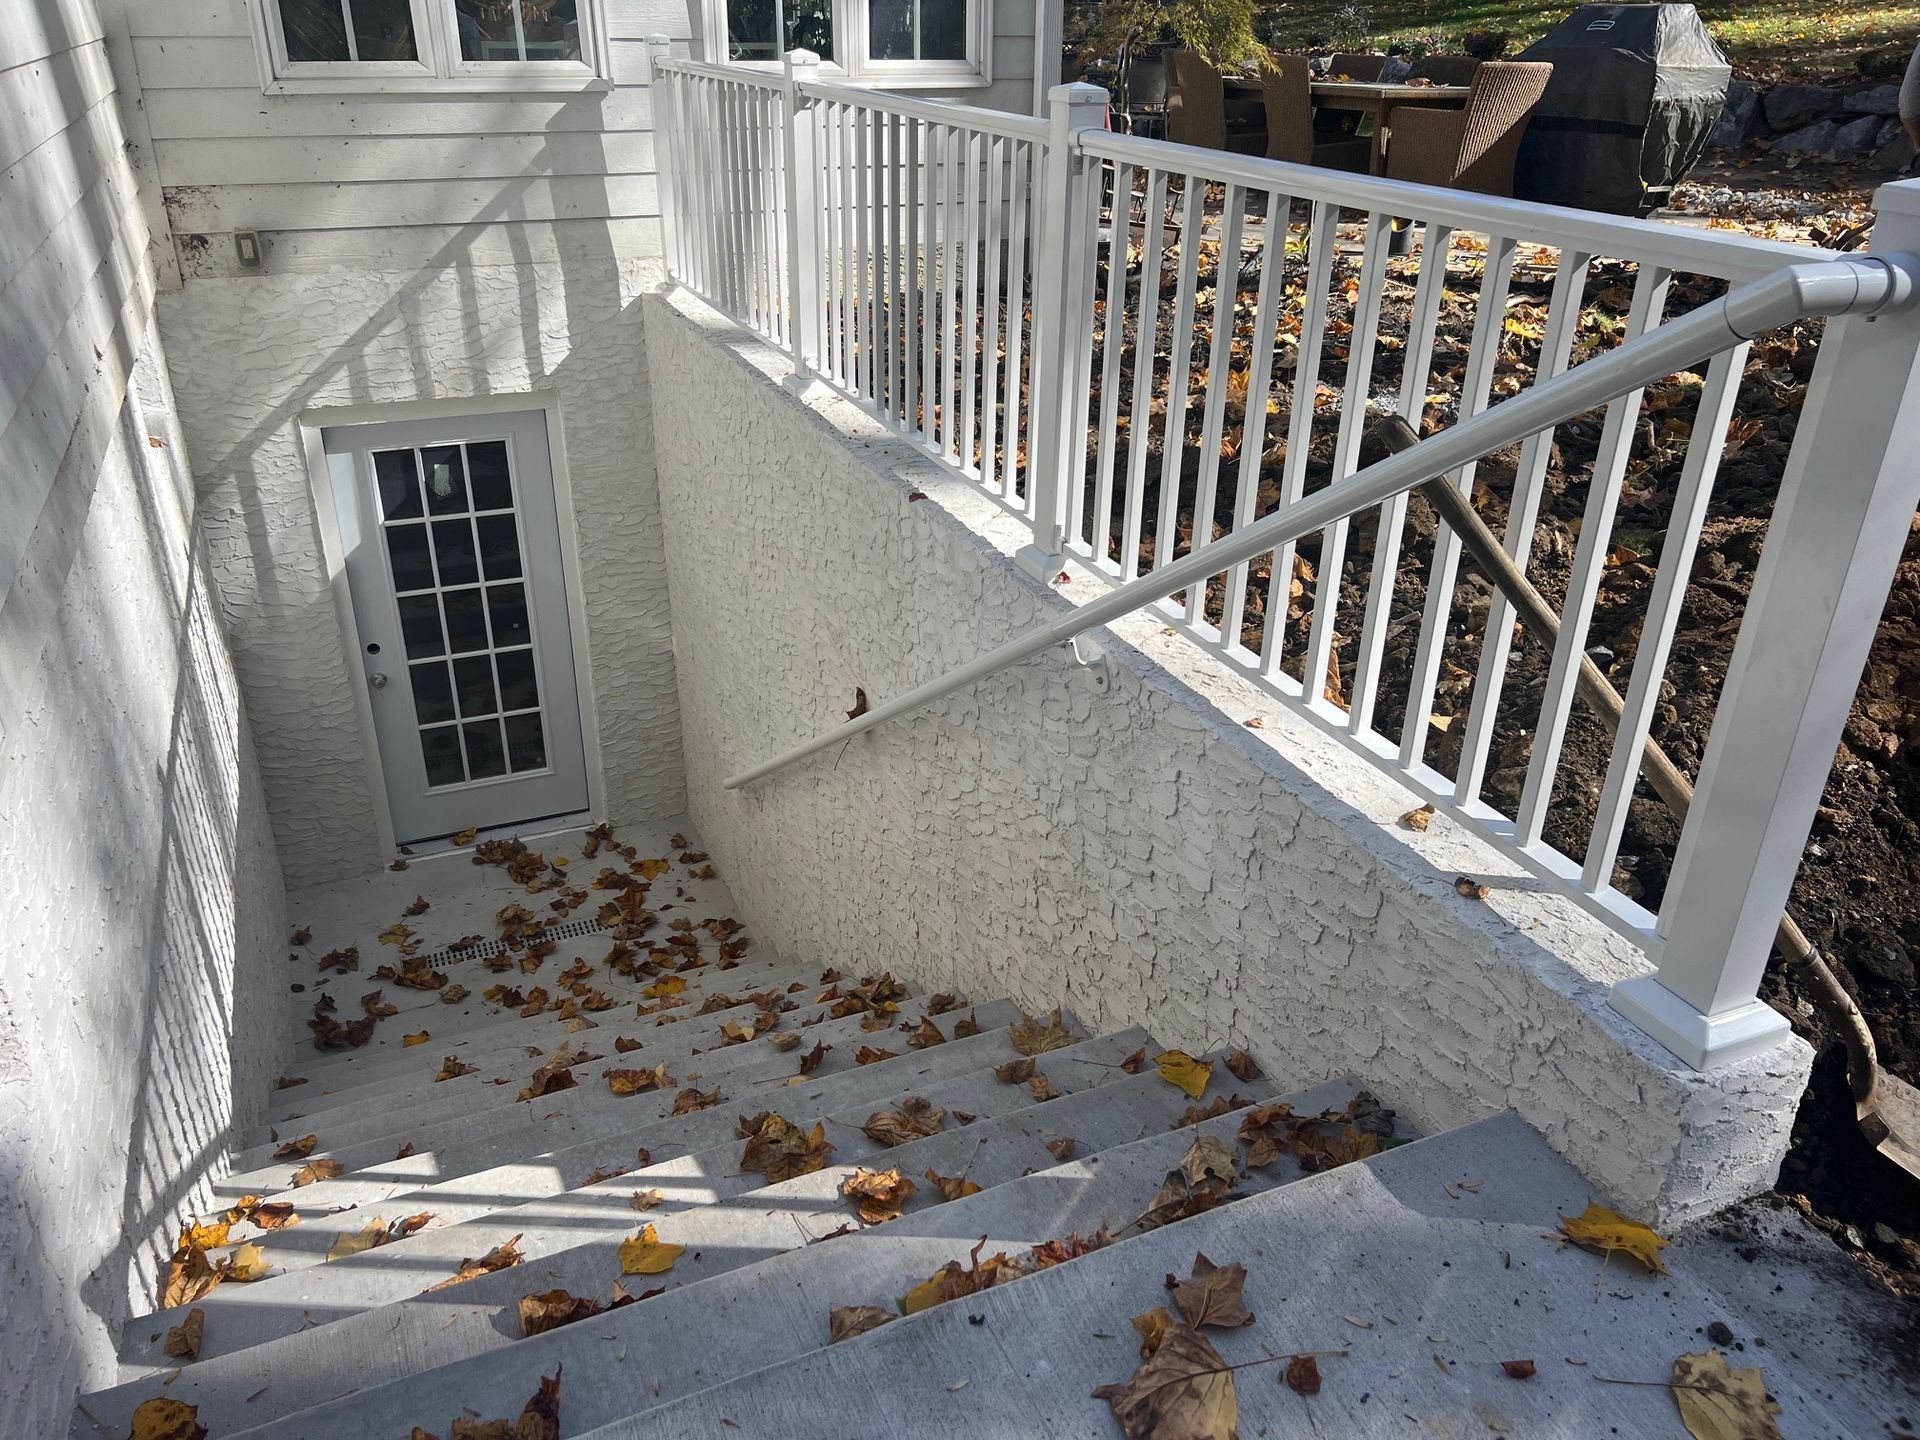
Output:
[1049, 80, 1110, 110]
[1870, 176, 1920, 225]
[784, 47, 823, 69]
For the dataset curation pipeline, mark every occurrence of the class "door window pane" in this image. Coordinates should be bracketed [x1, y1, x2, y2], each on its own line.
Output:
[487, 583, 531, 647]
[870, 0, 964, 60]
[421, 446, 469, 515]
[421, 725, 465, 786]
[727, 0, 833, 62]
[456, 0, 582, 61]
[279, 0, 419, 62]
[398, 594, 446, 659]
[464, 720, 508, 779]
[375, 449, 422, 519]
[454, 655, 499, 718]
[432, 519, 480, 587]
[385, 524, 435, 592]
[496, 649, 541, 711]
[505, 713, 549, 772]
[477, 514, 523, 580]
[443, 589, 490, 653]
[467, 441, 514, 510]
[410, 662, 457, 724]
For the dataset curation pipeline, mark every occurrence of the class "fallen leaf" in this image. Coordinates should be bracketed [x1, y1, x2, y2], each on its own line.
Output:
[1400, 803, 1436, 831]
[799, 1040, 830, 1075]
[739, 1112, 836, 1180]
[618, 1223, 685, 1275]
[290, 927, 311, 946]
[1558, 1201, 1669, 1274]
[1172, 1253, 1254, 1330]
[829, 1305, 895, 1343]
[435, 1056, 476, 1082]
[158, 1246, 222, 1309]
[1670, 1349, 1782, 1440]
[429, 1234, 525, 1291]
[1120, 1047, 1148, 1074]
[1028, 1072, 1064, 1102]
[630, 1189, 664, 1211]
[1136, 1136, 1240, 1231]
[220, 1243, 271, 1282]
[605, 1063, 673, 1096]
[855, 1046, 898, 1065]
[906, 1016, 946, 1049]
[862, 1097, 945, 1147]
[923, 1167, 983, 1201]
[1093, 1322, 1238, 1440]
[519, 1288, 603, 1337]
[995, 1057, 1036, 1085]
[403, 1031, 430, 1047]
[672, 1086, 722, 1114]
[128, 1397, 207, 1440]
[1155, 1050, 1214, 1100]
[1222, 1050, 1259, 1082]
[952, 1011, 981, 1038]
[291, 1158, 343, 1188]
[451, 827, 478, 845]
[1502, 1359, 1537, 1379]
[327, 1217, 391, 1262]
[249, 1202, 298, 1231]
[842, 1168, 917, 1224]
[1285, 1352, 1322, 1396]
[163, 1308, 205, 1362]
[1131, 1304, 1175, 1357]
[769, 1032, 802, 1052]
[1009, 1008, 1075, 1056]
[1454, 876, 1491, 901]
[1047, 1136, 1077, 1161]
[272, 1134, 318, 1161]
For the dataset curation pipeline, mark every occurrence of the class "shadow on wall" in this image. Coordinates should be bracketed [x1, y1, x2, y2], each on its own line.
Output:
[0, 334, 287, 1434]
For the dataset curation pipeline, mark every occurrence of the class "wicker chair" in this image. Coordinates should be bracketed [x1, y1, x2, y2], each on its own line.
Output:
[1167, 50, 1264, 153]
[1385, 60, 1552, 196]
[1408, 54, 1481, 86]
[1325, 52, 1389, 81]
[1261, 56, 1372, 171]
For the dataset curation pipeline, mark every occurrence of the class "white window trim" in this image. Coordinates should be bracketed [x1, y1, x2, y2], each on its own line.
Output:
[700, 0, 993, 89]
[248, 0, 614, 95]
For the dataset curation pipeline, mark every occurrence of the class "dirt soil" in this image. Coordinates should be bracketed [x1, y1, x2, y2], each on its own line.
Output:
[1066, 172, 1920, 1304]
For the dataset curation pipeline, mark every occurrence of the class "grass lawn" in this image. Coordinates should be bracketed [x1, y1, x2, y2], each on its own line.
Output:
[1256, 0, 1919, 77]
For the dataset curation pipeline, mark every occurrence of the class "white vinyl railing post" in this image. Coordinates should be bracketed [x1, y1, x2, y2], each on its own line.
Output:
[1613, 179, 1920, 1070]
[645, 35, 678, 279]
[780, 49, 823, 387]
[1019, 81, 1109, 572]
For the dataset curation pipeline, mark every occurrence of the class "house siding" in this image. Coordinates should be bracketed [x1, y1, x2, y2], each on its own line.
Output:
[1, 7, 288, 1429]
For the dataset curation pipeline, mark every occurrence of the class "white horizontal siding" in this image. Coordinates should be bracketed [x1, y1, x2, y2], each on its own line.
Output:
[127, 0, 691, 40]
[154, 131, 655, 186]
[0, 30, 118, 170]
[164, 173, 658, 231]
[0, 0, 104, 77]
[145, 87, 657, 139]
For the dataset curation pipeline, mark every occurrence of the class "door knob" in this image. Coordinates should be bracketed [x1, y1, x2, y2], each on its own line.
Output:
[369, 672, 389, 689]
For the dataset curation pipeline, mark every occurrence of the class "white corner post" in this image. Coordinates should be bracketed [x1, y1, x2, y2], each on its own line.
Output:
[646, 34, 679, 281]
[1613, 181, 1920, 1070]
[781, 49, 824, 390]
[1018, 81, 1109, 578]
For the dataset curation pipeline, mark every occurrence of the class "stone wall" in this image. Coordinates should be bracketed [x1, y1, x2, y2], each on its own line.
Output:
[645, 291, 1814, 1227]
[158, 259, 683, 887]
[0, 320, 288, 1433]
[1712, 77, 1913, 170]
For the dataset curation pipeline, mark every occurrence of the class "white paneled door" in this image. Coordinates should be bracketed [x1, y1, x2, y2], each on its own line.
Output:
[325, 409, 588, 844]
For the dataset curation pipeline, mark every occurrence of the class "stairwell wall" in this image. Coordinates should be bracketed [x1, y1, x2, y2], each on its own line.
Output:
[646, 290, 1814, 1227]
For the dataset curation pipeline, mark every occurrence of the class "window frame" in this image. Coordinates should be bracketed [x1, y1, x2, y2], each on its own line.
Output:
[248, 0, 614, 94]
[700, 0, 993, 89]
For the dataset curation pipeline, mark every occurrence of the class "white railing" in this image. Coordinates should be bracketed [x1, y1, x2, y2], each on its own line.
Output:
[647, 39, 1920, 1074]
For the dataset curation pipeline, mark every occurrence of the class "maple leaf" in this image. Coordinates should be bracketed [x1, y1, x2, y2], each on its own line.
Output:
[672, 1086, 722, 1114]
[906, 1016, 947, 1049]
[519, 1288, 604, 1336]
[291, 1158, 343, 1187]
[220, 1243, 271, 1282]
[828, 1305, 895, 1344]
[739, 1113, 835, 1181]
[799, 1040, 830, 1075]
[129, 1397, 208, 1440]
[518, 1050, 578, 1101]
[179, 1217, 230, 1252]
[994, 1057, 1036, 1085]
[1131, 1305, 1174, 1358]
[1030, 1071, 1067, 1101]
[435, 1056, 477, 1082]
[1670, 1349, 1783, 1440]
[1093, 1322, 1239, 1440]
[429, 1234, 525, 1291]
[1009, 1008, 1075, 1055]
[404, 895, 430, 916]
[842, 1168, 917, 1224]
[1558, 1201, 1669, 1274]
[855, 1045, 898, 1065]
[1136, 1137, 1240, 1232]
[630, 1189, 665, 1211]
[952, 1011, 982, 1038]
[619, 1223, 685, 1274]
[163, 1308, 205, 1362]
[899, 1238, 1018, 1315]
[605, 1063, 673, 1096]
[613, 1036, 644, 1053]
[328, 1217, 391, 1262]
[1171, 1253, 1254, 1330]
[923, 1167, 983, 1201]
[1155, 1050, 1214, 1100]
[862, 1096, 946, 1147]
[160, 1245, 223, 1311]
[1223, 1050, 1259, 1082]
[273, 1134, 318, 1161]
[361, 990, 398, 1018]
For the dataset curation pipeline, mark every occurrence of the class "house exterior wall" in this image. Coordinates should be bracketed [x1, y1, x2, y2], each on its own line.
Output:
[644, 291, 1815, 1226]
[1, 6, 288, 1426]
[156, 257, 682, 887]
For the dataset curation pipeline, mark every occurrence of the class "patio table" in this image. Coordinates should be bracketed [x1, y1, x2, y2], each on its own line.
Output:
[1222, 77, 1472, 175]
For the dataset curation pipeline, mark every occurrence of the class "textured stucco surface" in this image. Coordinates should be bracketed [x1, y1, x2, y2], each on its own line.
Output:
[646, 292, 1813, 1225]
[0, 320, 288, 1433]
[157, 258, 683, 887]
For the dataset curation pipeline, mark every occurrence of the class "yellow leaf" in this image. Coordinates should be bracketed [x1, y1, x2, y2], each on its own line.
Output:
[641, 975, 686, 999]
[221, 1242, 272, 1282]
[1155, 1050, 1214, 1101]
[1558, 1201, 1669, 1274]
[1670, 1349, 1784, 1440]
[327, 1218, 388, 1262]
[899, 1270, 949, 1316]
[179, 1219, 230, 1251]
[402, 1031, 429, 1046]
[618, 1223, 685, 1275]
[129, 1396, 208, 1440]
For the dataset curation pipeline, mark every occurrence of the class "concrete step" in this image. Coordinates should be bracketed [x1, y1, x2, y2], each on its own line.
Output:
[242, 974, 905, 1163]
[274, 944, 801, 1103]
[85, 1043, 1330, 1439]
[120, 1002, 1045, 1363]
[545, 1112, 1868, 1440]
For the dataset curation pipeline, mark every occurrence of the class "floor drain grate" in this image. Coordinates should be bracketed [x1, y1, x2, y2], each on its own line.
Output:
[423, 914, 609, 970]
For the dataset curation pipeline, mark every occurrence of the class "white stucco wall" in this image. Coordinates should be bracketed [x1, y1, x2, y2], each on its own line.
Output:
[0, 319, 288, 1432]
[645, 291, 1814, 1226]
[157, 258, 684, 887]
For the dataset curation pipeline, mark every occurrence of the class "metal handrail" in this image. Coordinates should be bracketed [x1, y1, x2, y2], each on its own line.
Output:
[725, 253, 1917, 789]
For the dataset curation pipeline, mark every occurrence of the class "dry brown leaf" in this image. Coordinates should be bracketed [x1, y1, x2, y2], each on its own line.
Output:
[842, 1167, 917, 1224]
[1670, 1349, 1783, 1440]
[128, 1397, 208, 1440]
[519, 1288, 602, 1337]
[1400, 803, 1437, 831]
[1454, 875, 1491, 901]
[220, 1242, 271, 1282]
[327, 1217, 391, 1262]
[163, 1308, 205, 1362]
[1093, 1322, 1238, 1440]
[862, 1096, 945, 1147]
[1131, 1304, 1175, 1358]
[1119, 1047, 1148, 1074]
[1285, 1352, 1322, 1396]
[429, 1234, 525, 1291]
[739, 1112, 836, 1181]
[272, 1134, 318, 1161]
[769, 1031, 803, 1052]
[906, 1015, 947, 1049]
[672, 1085, 722, 1114]
[605, 1063, 672, 1096]
[923, 1167, 984, 1201]
[799, 1040, 830, 1075]
[952, 1011, 982, 1038]
[630, 1189, 664, 1211]
[160, 1244, 223, 1310]
[828, 1305, 895, 1344]
[291, 1158, 344, 1187]
[618, 1223, 685, 1274]
[995, 1057, 1037, 1085]
[1028, 1072, 1064, 1102]
[854, 1045, 898, 1065]
[613, 1035, 643, 1053]
[1223, 1049, 1259, 1082]
[435, 1055, 477, 1082]
[1501, 1359, 1537, 1379]
[1558, 1201, 1669, 1274]
[1171, 1253, 1254, 1330]
[1047, 1136, 1077, 1161]
[1009, 1008, 1074, 1056]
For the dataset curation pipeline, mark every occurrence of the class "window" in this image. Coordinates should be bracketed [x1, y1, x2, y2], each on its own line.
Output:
[250, 0, 611, 92]
[709, 0, 990, 85]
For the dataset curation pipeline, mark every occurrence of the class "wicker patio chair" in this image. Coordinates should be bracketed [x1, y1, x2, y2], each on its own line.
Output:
[1167, 50, 1264, 154]
[1408, 54, 1481, 86]
[1385, 60, 1553, 196]
[1325, 52, 1389, 81]
[1261, 55, 1372, 171]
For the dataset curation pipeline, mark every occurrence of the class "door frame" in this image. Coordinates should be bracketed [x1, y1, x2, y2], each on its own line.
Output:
[297, 391, 605, 858]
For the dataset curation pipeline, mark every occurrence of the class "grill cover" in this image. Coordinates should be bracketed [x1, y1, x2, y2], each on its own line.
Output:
[1513, 4, 1730, 215]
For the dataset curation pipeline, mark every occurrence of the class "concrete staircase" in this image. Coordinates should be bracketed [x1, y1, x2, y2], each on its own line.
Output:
[70, 828, 1902, 1439]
